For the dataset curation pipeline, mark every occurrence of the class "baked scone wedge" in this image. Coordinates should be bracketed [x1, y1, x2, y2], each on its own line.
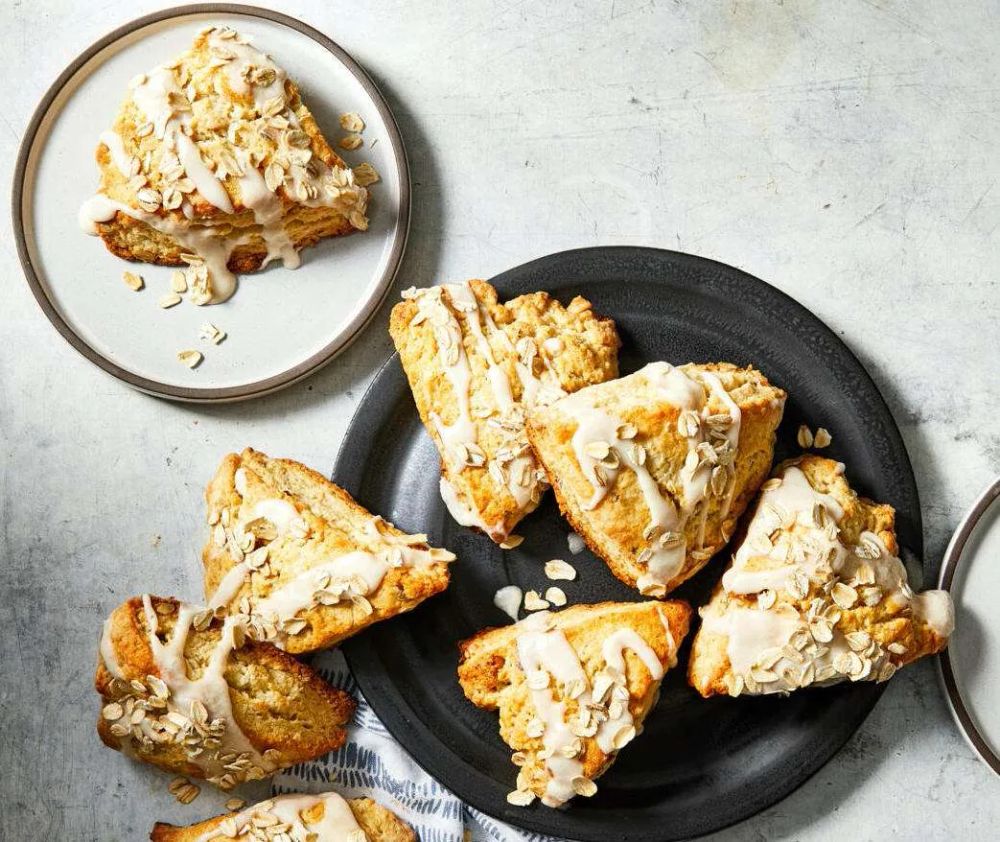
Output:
[526, 362, 786, 597]
[389, 279, 620, 544]
[458, 600, 691, 808]
[96, 595, 354, 789]
[203, 448, 454, 653]
[79, 25, 371, 303]
[688, 455, 955, 697]
[150, 792, 415, 841]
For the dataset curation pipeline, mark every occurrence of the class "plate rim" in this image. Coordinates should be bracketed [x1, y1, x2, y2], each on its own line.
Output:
[10, 2, 411, 404]
[334, 245, 921, 840]
[937, 474, 1000, 777]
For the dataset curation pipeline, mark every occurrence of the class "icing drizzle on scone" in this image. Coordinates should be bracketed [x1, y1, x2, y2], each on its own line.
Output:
[80, 25, 370, 303]
[401, 282, 570, 540]
[197, 792, 368, 841]
[701, 463, 955, 696]
[558, 362, 743, 596]
[100, 596, 276, 789]
[206, 466, 454, 647]
[507, 609, 675, 808]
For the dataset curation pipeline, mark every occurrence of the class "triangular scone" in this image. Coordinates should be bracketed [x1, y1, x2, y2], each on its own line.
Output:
[79, 25, 371, 303]
[457, 601, 691, 808]
[202, 448, 455, 653]
[526, 362, 786, 597]
[96, 595, 355, 789]
[151, 792, 415, 841]
[389, 280, 620, 544]
[688, 455, 955, 698]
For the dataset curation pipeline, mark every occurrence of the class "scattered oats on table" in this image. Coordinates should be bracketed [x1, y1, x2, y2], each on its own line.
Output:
[158, 292, 182, 309]
[339, 133, 363, 150]
[814, 427, 832, 448]
[797, 424, 814, 448]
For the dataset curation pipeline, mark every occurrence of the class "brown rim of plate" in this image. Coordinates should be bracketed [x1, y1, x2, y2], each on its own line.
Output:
[937, 474, 1000, 776]
[11, 3, 410, 404]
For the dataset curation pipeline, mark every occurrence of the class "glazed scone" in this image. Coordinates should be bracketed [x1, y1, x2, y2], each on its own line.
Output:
[79, 25, 371, 303]
[526, 362, 785, 597]
[96, 595, 354, 789]
[150, 792, 415, 841]
[688, 455, 955, 697]
[202, 448, 455, 654]
[457, 600, 690, 808]
[389, 279, 620, 544]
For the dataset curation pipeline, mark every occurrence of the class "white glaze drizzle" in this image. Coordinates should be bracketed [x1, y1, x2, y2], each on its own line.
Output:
[558, 362, 743, 592]
[98, 130, 133, 176]
[99, 617, 124, 679]
[514, 611, 667, 806]
[207, 475, 455, 639]
[707, 464, 954, 695]
[195, 792, 365, 842]
[138, 595, 273, 782]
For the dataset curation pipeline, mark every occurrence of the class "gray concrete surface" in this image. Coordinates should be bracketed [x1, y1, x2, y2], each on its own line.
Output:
[1, 0, 998, 839]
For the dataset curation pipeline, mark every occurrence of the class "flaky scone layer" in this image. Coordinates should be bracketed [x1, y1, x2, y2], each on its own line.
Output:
[688, 455, 955, 697]
[202, 448, 454, 654]
[390, 279, 620, 543]
[458, 601, 691, 808]
[96, 595, 354, 788]
[527, 362, 785, 597]
[151, 792, 415, 841]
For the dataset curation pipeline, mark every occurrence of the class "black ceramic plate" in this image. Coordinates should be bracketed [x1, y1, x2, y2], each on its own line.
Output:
[333, 247, 921, 841]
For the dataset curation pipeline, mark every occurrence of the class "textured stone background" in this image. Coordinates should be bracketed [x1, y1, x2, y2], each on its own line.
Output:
[2, 0, 998, 839]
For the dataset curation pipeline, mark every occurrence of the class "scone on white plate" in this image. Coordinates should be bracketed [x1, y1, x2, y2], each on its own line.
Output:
[526, 362, 786, 596]
[389, 279, 620, 544]
[202, 448, 455, 654]
[688, 455, 954, 697]
[458, 600, 690, 808]
[80, 25, 372, 303]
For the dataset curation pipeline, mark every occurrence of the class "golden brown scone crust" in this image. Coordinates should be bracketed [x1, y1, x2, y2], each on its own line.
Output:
[457, 601, 691, 803]
[92, 28, 366, 272]
[688, 455, 954, 698]
[150, 795, 415, 841]
[389, 279, 620, 541]
[526, 362, 785, 596]
[96, 595, 354, 782]
[202, 448, 452, 654]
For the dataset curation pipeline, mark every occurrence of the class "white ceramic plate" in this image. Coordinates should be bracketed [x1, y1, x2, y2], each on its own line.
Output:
[13, 4, 409, 402]
[938, 476, 1000, 776]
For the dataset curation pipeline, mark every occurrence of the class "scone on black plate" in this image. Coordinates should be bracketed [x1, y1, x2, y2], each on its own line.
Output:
[202, 448, 455, 654]
[80, 25, 373, 303]
[526, 362, 786, 597]
[389, 279, 620, 544]
[688, 455, 954, 697]
[458, 601, 691, 808]
[96, 595, 355, 789]
[151, 791, 415, 841]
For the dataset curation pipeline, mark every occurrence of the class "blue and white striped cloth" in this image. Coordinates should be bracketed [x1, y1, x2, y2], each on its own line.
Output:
[272, 649, 554, 842]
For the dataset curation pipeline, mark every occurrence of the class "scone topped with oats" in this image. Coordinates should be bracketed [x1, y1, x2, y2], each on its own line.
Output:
[688, 455, 954, 698]
[79, 25, 373, 303]
[526, 362, 785, 596]
[202, 448, 454, 653]
[96, 594, 354, 790]
[389, 279, 620, 544]
[458, 601, 690, 808]
[151, 791, 415, 841]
